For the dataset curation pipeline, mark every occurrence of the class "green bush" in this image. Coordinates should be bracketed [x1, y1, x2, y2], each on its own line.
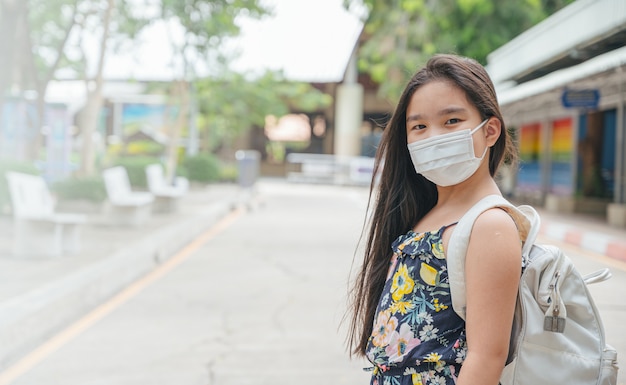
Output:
[111, 156, 161, 188]
[174, 164, 189, 178]
[51, 177, 107, 203]
[182, 153, 221, 183]
[219, 163, 238, 183]
[125, 140, 165, 156]
[0, 160, 40, 214]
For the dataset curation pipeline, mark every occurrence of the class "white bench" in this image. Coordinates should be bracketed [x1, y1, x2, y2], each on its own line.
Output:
[145, 164, 189, 213]
[5, 172, 87, 257]
[286, 153, 375, 186]
[102, 166, 154, 226]
[286, 153, 339, 184]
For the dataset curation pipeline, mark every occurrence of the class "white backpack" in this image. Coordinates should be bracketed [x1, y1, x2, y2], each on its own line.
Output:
[447, 195, 619, 385]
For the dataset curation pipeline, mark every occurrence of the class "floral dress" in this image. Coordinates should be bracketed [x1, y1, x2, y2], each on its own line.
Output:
[365, 224, 466, 385]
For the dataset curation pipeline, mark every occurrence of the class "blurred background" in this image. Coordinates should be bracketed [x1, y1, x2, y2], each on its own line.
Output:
[0, 0, 625, 384]
[0, 0, 624, 220]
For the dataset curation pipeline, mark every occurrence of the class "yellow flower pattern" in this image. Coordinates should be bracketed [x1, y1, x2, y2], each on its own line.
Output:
[391, 263, 415, 302]
[389, 300, 414, 315]
[425, 352, 442, 363]
[431, 241, 445, 259]
[366, 226, 465, 385]
[433, 298, 448, 312]
[412, 233, 425, 243]
[419, 262, 438, 286]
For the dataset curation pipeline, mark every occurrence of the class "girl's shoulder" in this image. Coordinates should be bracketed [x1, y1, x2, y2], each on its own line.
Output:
[466, 207, 521, 258]
[472, 206, 519, 233]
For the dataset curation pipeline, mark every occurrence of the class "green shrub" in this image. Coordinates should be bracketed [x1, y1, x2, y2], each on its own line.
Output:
[111, 156, 161, 188]
[219, 163, 238, 183]
[174, 164, 189, 178]
[0, 160, 40, 214]
[125, 140, 165, 156]
[182, 153, 221, 183]
[51, 177, 107, 203]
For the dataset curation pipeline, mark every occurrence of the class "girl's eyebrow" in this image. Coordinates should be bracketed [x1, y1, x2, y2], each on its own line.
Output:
[406, 107, 468, 123]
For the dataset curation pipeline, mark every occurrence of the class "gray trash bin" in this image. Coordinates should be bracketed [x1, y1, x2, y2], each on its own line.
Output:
[235, 150, 260, 188]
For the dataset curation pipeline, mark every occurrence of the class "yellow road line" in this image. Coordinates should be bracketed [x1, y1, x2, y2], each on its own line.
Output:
[0, 208, 244, 385]
[538, 234, 626, 272]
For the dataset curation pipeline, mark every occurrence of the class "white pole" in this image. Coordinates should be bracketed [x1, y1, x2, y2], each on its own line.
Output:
[333, 50, 363, 156]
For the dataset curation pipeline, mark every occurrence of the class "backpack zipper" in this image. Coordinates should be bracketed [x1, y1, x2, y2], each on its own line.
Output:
[544, 270, 566, 332]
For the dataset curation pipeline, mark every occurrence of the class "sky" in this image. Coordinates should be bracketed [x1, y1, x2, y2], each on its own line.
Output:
[227, 0, 364, 82]
[93, 0, 364, 83]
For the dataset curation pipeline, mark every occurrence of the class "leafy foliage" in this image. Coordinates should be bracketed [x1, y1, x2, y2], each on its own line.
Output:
[195, 70, 332, 148]
[3, 0, 329, 174]
[51, 176, 107, 202]
[111, 156, 161, 188]
[345, 0, 575, 102]
[157, 0, 270, 78]
[182, 153, 221, 183]
[26, 0, 151, 83]
[124, 140, 166, 157]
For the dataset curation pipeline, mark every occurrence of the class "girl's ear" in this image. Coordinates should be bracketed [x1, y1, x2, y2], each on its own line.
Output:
[485, 118, 501, 147]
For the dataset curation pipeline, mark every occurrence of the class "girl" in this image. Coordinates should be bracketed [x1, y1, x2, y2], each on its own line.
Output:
[348, 54, 521, 385]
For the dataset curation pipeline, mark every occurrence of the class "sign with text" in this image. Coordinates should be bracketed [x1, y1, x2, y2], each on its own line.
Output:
[561, 89, 600, 109]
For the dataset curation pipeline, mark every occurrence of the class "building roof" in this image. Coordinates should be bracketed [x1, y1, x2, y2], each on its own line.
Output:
[487, 0, 626, 85]
[496, 45, 626, 106]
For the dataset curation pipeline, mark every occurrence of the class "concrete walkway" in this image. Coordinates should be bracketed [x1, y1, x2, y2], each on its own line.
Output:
[3, 179, 372, 385]
[537, 207, 626, 262]
[0, 178, 624, 378]
[0, 183, 244, 369]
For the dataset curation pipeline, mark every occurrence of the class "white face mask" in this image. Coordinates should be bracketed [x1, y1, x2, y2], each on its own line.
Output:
[407, 119, 489, 186]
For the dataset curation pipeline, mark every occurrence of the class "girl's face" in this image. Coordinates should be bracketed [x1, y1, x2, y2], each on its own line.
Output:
[405, 80, 485, 149]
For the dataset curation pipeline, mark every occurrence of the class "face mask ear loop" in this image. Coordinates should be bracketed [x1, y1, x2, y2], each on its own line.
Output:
[477, 143, 489, 160]
[471, 119, 490, 160]
[470, 119, 489, 135]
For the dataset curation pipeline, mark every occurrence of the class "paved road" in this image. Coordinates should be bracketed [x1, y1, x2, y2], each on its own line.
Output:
[2, 180, 624, 385]
[3, 181, 372, 385]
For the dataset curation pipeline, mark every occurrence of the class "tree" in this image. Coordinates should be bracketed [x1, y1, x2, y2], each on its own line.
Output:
[3, 0, 326, 177]
[62, 0, 153, 177]
[154, 0, 270, 180]
[1, 0, 270, 177]
[0, 0, 148, 164]
[344, 0, 575, 102]
[76, 0, 115, 177]
[0, 0, 29, 157]
[23, 0, 80, 161]
[0, 0, 27, 100]
[194, 70, 332, 153]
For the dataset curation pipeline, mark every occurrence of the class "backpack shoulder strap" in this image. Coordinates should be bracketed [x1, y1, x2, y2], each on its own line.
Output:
[447, 195, 538, 320]
[516, 204, 541, 254]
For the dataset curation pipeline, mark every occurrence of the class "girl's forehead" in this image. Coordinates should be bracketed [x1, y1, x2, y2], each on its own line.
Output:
[411, 81, 468, 102]
[407, 81, 475, 117]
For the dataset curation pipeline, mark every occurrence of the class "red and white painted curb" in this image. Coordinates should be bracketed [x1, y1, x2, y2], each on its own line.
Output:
[539, 221, 626, 263]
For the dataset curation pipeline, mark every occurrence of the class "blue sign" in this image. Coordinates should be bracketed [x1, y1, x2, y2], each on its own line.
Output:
[561, 89, 600, 109]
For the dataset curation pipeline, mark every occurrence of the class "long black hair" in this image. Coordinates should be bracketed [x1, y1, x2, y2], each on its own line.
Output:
[347, 53, 516, 356]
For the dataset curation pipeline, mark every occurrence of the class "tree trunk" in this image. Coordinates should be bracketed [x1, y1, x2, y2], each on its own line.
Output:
[79, 0, 114, 177]
[0, 0, 28, 153]
[165, 80, 189, 183]
[25, 0, 79, 162]
[0, 0, 25, 97]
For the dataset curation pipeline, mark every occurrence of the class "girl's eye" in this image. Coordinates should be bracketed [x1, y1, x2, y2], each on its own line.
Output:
[412, 124, 427, 130]
[446, 118, 461, 125]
